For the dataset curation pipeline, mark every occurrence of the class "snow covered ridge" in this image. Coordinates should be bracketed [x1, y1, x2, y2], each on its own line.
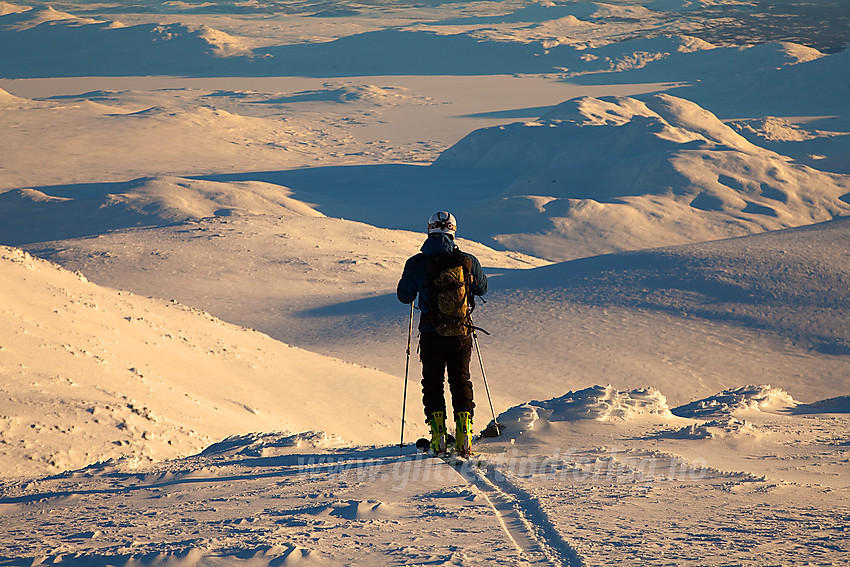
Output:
[435, 93, 850, 260]
[0, 1, 27, 16]
[0, 5, 252, 78]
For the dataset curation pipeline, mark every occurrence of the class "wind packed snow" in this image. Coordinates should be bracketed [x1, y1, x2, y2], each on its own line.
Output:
[498, 385, 672, 433]
[672, 384, 797, 418]
[1, 0, 849, 565]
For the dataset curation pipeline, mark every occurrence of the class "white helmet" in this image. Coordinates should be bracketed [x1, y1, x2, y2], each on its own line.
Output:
[427, 211, 457, 236]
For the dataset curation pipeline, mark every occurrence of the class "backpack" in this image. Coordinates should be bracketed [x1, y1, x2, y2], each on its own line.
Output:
[425, 249, 475, 336]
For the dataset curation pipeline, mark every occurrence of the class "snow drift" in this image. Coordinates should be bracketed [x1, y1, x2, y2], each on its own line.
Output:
[493, 384, 804, 442]
[497, 385, 673, 435]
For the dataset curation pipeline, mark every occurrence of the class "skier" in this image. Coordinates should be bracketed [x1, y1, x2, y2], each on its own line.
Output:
[397, 211, 488, 456]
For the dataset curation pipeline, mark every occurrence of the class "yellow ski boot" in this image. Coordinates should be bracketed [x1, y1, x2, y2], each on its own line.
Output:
[427, 411, 448, 455]
[455, 411, 473, 457]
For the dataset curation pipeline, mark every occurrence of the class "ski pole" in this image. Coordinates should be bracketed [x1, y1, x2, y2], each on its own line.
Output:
[471, 324, 500, 437]
[399, 302, 414, 453]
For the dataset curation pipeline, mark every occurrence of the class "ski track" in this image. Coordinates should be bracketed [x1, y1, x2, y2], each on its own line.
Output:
[437, 454, 584, 567]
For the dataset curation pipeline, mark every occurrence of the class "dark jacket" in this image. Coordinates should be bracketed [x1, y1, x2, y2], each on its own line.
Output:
[397, 234, 488, 332]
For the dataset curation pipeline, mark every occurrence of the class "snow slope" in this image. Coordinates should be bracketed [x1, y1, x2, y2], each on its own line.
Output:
[0, 245, 408, 477]
[469, 216, 850, 406]
[495, 216, 850, 355]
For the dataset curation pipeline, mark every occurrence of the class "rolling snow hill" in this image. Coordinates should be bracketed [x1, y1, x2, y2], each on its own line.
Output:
[0, 85, 365, 191]
[0, 176, 325, 245]
[434, 93, 850, 260]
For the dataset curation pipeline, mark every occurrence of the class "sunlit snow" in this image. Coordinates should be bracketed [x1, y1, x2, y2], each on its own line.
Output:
[1, 0, 848, 565]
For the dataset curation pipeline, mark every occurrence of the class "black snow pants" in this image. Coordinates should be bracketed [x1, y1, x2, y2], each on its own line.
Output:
[420, 331, 475, 420]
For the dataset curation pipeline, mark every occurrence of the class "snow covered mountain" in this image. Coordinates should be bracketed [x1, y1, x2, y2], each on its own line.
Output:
[2, 1, 844, 79]
[436, 93, 850, 260]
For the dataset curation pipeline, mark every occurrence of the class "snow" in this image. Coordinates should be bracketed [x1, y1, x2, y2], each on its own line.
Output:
[498, 386, 673, 430]
[0, 3, 29, 16]
[435, 93, 850, 260]
[0, 7, 255, 77]
[0, 75, 673, 191]
[0, 176, 325, 244]
[0, 245, 413, 478]
[1, 0, 849, 565]
[671, 385, 797, 418]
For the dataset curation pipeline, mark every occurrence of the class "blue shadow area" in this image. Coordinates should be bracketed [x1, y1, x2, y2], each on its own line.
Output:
[298, 293, 400, 319]
[201, 164, 513, 241]
[0, 20, 580, 78]
[789, 396, 850, 414]
[255, 29, 575, 77]
[458, 105, 556, 120]
[0, 163, 513, 247]
[0, 180, 178, 246]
